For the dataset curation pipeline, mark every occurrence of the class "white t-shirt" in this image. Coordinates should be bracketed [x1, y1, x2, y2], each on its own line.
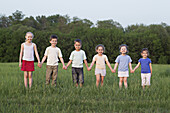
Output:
[92, 54, 108, 69]
[44, 46, 62, 66]
[69, 50, 87, 68]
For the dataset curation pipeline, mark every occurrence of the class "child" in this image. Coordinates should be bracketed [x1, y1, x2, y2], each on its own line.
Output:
[40, 35, 66, 86]
[132, 48, 152, 90]
[65, 39, 89, 87]
[89, 44, 113, 87]
[113, 44, 133, 89]
[19, 32, 41, 88]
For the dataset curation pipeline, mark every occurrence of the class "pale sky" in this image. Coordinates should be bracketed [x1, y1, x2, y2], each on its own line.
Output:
[0, 0, 170, 28]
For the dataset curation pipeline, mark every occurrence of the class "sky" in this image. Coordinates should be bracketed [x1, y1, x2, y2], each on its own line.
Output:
[0, 0, 170, 28]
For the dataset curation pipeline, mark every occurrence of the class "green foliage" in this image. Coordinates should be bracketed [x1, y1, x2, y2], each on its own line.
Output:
[0, 10, 170, 64]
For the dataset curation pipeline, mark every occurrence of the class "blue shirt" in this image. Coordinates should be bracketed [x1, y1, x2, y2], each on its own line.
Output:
[138, 58, 151, 73]
[115, 55, 132, 71]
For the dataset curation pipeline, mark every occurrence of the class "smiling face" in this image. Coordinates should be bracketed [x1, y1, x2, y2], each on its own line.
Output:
[120, 46, 127, 54]
[74, 42, 81, 51]
[96, 46, 104, 55]
[141, 50, 148, 58]
[25, 33, 33, 43]
[50, 38, 57, 47]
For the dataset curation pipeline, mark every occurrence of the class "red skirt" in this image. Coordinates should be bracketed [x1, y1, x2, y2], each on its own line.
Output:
[21, 60, 35, 71]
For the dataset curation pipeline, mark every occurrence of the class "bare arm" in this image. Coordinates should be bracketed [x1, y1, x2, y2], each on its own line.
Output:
[19, 44, 24, 67]
[59, 57, 66, 69]
[89, 60, 95, 70]
[33, 44, 41, 63]
[65, 60, 72, 70]
[149, 63, 152, 76]
[133, 62, 141, 71]
[106, 60, 113, 72]
[129, 62, 133, 73]
[84, 59, 89, 70]
[41, 55, 47, 64]
[113, 62, 118, 72]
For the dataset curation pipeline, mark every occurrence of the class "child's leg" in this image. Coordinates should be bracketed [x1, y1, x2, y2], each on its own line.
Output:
[146, 73, 151, 88]
[96, 74, 100, 87]
[51, 66, 58, 86]
[78, 68, 84, 87]
[72, 67, 78, 87]
[141, 74, 146, 89]
[28, 71, 32, 88]
[46, 65, 52, 85]
[24, 71, 28, 88]
[101, 76, 105, 87]
[123, 77, 128, 88]
[119, 77, 123, 88]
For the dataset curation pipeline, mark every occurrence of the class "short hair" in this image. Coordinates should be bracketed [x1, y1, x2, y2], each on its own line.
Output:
[50, 35, 58, 41]
[74, 39, 82, 44]
[141, 48, 149, 56]
[95, 44, 105, 52]
[26, 32, 34, 38]
[119, 44, 129, 53]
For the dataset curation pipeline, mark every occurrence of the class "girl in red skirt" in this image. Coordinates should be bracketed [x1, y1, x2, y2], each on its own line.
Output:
[19, 32, 41, 88]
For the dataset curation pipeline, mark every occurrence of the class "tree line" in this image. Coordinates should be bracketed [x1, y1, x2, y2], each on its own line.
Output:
[0, 10, 170, 64]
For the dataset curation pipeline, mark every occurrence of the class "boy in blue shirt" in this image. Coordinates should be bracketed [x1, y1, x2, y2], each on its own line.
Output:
[133, 48, 152, 90]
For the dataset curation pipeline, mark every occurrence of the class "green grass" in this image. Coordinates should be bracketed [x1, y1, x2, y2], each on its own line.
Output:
[0, 63, 170, 113]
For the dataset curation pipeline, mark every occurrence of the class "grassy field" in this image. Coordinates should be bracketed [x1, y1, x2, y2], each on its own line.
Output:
[0, 63, 170, 113]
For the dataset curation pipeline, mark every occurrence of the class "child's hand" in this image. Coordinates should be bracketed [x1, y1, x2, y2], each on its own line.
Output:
[131, 70, 134, 73]
[38, 63, 42, 68]
[64, 66, 67, 70]
[63, 65, 66, 69]
[87, 67, 91, 71]
[19, 62, 21, 67]
[112, 69, 116, 73]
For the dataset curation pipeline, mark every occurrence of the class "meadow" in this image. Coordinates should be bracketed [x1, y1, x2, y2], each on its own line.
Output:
[0, 63, 169, 113]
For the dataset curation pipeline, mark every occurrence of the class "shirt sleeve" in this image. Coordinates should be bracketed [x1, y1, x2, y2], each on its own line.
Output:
[58, 48, 63, 58]
[69, 51, 74, 60]
[129, 56, 132, 63]
[44, 47, 48, 56]
[115, 56, 120, 63]
[92, 55, 96, 61]
[83, 51, 87, 60]
[149, 58, 152, 63]
[105, 55, 108, 62]
[138, 58, 141, 63]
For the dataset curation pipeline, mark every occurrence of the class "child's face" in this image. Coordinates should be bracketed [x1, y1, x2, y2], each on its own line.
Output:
[141, 51, 148, 58]
[25, 33, 33, 42]
[50, 39, 57, 47]
[96, 46, 104, 55]
[74, 42, 81, 51]
[120, 46, 127, 54]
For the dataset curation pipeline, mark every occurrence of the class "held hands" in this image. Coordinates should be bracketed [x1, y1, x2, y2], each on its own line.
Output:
[111, 69, 116, 73]
[87, 67, 91, 71]
[37, 62, 42, 68]
[131, 69, 135, 73]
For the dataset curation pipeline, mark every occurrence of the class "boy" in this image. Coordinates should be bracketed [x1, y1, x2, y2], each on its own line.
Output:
[65, 39, 89, 87]
[40, 35, 65, 86]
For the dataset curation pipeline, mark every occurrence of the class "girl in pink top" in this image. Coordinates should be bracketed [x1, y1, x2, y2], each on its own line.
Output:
[19, 32, 41, 88]
[89, 44, 113, 87]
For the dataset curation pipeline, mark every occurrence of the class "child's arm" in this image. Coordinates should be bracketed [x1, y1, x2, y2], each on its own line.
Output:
[65, 60, 72, 70]
[84, 59, 89, 70]
[129, 62, 133, 73]
[59, 57, 66, 69]
[19, 44, 24, 67]
[89, 60, 95, 71]
[149, 63, 152, 76]
[106, 60, 113, 72]
[33, 44, 41, 65]
[41, 55, 47, 64]
[133, 62, 140, 72]
[113, 62, 118, 73]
